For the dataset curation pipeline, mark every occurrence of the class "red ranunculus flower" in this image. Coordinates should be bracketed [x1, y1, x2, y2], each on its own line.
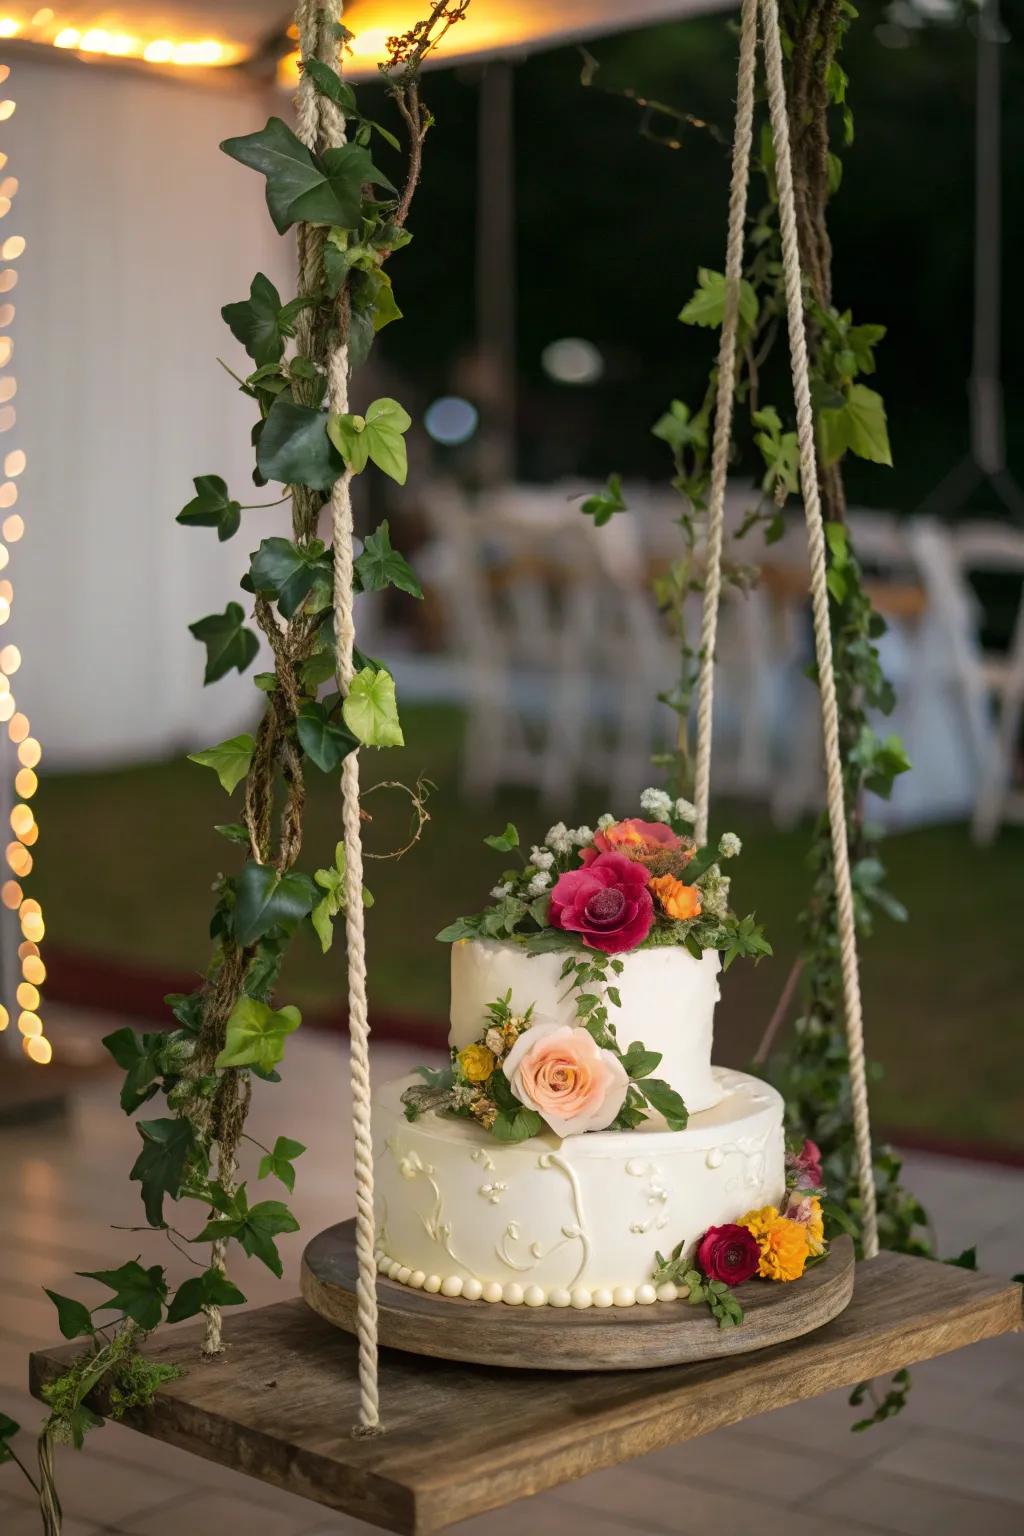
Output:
[581, 817, 681, 866]
[696, 1223, 761, 1287]
[548, 851, 654, 954]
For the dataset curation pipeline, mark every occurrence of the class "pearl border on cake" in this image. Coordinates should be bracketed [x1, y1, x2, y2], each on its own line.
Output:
[375, 1249, 686, 1308]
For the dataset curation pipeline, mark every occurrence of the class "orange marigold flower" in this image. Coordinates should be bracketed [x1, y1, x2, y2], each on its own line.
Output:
[649, 873, 702, 922]
[738, 1205, 810, 1282]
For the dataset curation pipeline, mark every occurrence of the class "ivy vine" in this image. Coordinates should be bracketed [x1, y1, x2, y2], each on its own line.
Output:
[5, 9, 463, 1525]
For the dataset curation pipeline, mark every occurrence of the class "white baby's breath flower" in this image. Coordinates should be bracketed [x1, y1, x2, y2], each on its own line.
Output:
[490, 881, 513, 899]
[529, 845, 555, 871]
[718, 832, 742, 859]
[674, 797, 697, 825]
[597, 812, 616, 830]
[545, 822, 572, 855]
[527, 871, 551, 897]
[640, 787, 673, 822]
[570, 825, 594, 847]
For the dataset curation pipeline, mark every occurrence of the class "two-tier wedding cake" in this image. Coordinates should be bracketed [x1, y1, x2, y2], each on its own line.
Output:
[372, 798, 827, 1320]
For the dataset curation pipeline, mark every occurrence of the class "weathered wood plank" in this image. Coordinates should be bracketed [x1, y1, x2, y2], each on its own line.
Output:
[301, 1223, 856, 1369]
[28, 1253, 1022, 1536]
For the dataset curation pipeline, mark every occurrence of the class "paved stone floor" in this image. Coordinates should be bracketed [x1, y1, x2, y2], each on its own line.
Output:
[1, 1012, 1022, 1535]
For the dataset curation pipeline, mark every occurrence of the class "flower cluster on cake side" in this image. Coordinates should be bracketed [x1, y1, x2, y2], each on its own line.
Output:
[651, 1139, 831, 1328]
[402, 793, 770, 1144]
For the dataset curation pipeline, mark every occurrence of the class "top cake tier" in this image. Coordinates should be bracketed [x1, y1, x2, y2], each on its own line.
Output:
[449, 938, 724, 1115]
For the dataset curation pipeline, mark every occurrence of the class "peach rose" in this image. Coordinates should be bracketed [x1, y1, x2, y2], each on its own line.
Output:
[503, 1022, 628, 1137]
[649, 873, 702, 921]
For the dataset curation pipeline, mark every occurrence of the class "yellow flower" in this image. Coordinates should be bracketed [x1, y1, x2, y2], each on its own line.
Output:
[458, 1043, 496, 1083]
[738, 1205, 809, 1282]
[806, 1196, 825, 1256]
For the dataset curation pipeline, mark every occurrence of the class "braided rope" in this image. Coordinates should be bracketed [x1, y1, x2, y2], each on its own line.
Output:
[759, 0, 879, 1257]
[692, 0, 758, 846]
[296, 1, 381, 1431]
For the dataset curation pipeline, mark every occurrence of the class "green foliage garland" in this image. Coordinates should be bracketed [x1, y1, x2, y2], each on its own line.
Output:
[4, 9, 463, 1522]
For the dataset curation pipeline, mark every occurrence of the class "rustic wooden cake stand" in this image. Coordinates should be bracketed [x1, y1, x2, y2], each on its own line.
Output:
[300, 1220, 856, 1369]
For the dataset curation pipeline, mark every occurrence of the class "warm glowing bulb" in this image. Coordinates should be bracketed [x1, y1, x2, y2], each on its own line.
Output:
[15, 767, 36, 797]
[7, 841, 31, 876]
[8, 710, 28, 742]
[10, 802, 32, 836]
[0, 21, 18, 40]
[1, 643, 20, 672]
[26, 1033, 51, 1063]
[4, 449, 23, 475]
[143, 40, 173, 63]
[0, 339, 12, 367]
[32, 9, 55, 26]
[0, 275, 16, 298]
[20, 897, 40, 916]
[18, 939, 37, 958]
[17, 982, 39, 1010]
[0, 1003, 6, 1029]
[0, 407, 14, 432]
[18, 737, 40, 768]
[350, 28, 389, 57]
[1, 237, 23, 261]
[3, 514, 22, 540]
[0, 597, 10, 624]
[54, 27, 80, 48]
[0, 695, 14, 722]
[1, 877, 21, 908]
[20, 821, 37, 847]
[107, 34, 137, 58]
[0, 306, 14, 328]
[0, 580, 11, 602]
[0, 481, 17, 507]
[18, 1009, 41, 1037]
[20, 910, 43, 942]
[22, 954, 44, 984]
[0, 178, 17, 199]
[0, 103, 16, 124]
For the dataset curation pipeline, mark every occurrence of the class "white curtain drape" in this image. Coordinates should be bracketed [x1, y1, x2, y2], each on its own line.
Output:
[9, 55, 295, 767]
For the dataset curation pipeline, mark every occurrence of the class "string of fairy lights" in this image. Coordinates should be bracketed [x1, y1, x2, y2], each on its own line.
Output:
[0, 56, 48, 1065]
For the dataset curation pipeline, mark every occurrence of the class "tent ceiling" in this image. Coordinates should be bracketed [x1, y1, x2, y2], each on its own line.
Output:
[6, 2, 728, 72]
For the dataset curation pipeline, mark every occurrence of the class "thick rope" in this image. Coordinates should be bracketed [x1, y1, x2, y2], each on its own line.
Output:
[759, 0, 879, 1257]
[692, 0, 758, 846]
[296, 2, 381, 1431]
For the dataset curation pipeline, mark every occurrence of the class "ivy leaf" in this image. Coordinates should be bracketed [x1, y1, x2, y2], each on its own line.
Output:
[194, 1188, 299, 1278]
[435, 915, 482, 943]
[166, 1267, 247, 1326]
[220, 119, 390, 235]
[78, 1260, 168, 1331]
[351, 266, 402, 332]
[234, 861, 317, 946]
[177, 475, 241, 542]
[188, 734, 255, 795]
[679, 268, 758, 334]
[258, 1135, 307, 1194]
[640, 1078, 689, 1131]
[304, 56, 357, 113]
[102, 1027, 165, 1114]
[484, 823, 519, 852]
[354, 520, 422, 598]
[580, 472, 626, 527]
[492, 1106, 543, 1143]
[818, 383, 892, 468]
[311, 842, 373, 952]
[0, 1411, 20, 1463]
[620, 1042, 662, 1080]
[221, 273, 305, 368]
[342, 666, 404, 747]
[189, 604, 259, 685]
[249, 536, 332, 619]
[364, 396, 411, 484]
[257, 399, 343, 492]
[44, 1289, 96, 1340]
[129, 1118, 197, 1227]
[296, 699, 358, 773]
[326, 410, 370, 472]
[215, 995, 301, 1073]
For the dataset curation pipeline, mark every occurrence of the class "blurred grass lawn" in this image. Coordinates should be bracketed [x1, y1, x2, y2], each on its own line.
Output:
[34, 703, 1023, 1149]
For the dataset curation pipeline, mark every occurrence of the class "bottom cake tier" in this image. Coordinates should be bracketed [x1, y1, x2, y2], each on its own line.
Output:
[373, 1067, 786, 1308]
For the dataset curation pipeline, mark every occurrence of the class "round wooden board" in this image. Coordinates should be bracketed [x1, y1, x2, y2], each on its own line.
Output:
[301, 1223, 855, 1371]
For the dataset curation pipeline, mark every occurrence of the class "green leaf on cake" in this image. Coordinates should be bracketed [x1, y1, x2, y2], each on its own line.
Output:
[215, 995, 301, 1073]
[77, 1260, 169, 1331]
[342, 666, 404, 747]
[233, 861, 317, 946]
[639, 1078, 688, 1131]
[189, 603, 259, 685]
[483, 822, 519, 852]
[620, 1041, 662, 1080]
[177, 475, 242, 542]
[188, 733, 255, 795]
[257, 1135, 307, 1194]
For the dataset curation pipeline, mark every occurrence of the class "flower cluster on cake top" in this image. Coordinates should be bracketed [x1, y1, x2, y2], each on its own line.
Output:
[436, 790, 770, 966]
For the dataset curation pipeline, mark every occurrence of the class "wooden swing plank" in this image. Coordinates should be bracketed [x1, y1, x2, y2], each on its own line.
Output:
[29, 1252, 1021, 1536]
